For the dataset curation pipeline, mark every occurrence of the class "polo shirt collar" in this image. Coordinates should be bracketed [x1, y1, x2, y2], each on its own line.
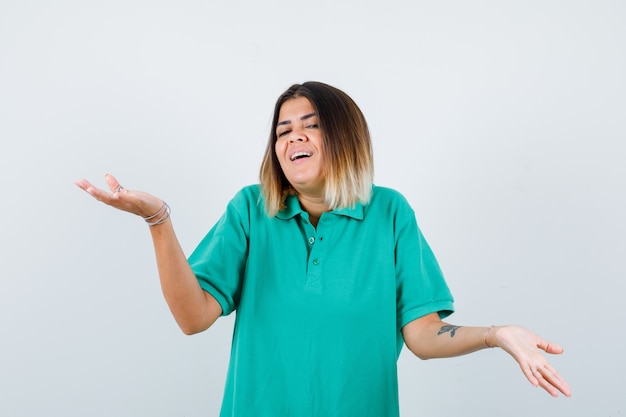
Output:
[276, 194, 364, 221]
[331, 203, 363, 220]
[276, 194, 303, 220]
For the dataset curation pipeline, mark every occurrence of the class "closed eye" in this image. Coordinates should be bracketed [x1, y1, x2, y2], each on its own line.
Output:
[278, 130, 291, 137]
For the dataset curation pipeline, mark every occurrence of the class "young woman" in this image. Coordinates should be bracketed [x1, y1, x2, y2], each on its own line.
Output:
[76, 81, 570, 416]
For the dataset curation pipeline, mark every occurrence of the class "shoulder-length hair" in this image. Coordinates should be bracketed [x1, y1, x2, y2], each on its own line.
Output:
[259, 81, 374, 216]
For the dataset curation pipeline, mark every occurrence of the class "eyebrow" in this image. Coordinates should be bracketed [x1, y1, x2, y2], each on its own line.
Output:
[277, 112, 317, 127]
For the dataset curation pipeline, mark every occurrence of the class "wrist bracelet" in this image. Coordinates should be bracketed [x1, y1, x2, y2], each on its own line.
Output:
[144, 202, 171, 226]
[143, 202, 166, 221]
[484, 325, 495, 348]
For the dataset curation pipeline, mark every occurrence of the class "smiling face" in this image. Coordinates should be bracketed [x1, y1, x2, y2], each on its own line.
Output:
[275, 96, 325, 197]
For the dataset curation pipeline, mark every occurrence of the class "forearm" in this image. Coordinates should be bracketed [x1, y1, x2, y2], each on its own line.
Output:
[402, 315, 493, 360]
[149, 219, 221, 335]
[74, 176, 222, 334]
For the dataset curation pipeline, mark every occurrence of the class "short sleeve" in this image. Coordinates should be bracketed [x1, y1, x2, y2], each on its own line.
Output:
[188, 191, 250, 316]
[395, 202, 454, 329]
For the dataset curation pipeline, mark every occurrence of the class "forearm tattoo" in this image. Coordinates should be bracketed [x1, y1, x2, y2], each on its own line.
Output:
[437, 325, 462, 338]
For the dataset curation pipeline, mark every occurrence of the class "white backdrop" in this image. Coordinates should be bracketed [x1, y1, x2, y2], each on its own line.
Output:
[1, 1, 624, 416]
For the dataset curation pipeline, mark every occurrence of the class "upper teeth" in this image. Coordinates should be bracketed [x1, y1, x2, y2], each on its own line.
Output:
[290, 152, 311, 161]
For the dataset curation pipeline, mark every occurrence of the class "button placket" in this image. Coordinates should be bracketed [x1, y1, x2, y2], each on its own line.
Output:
[304, 215, 335, 290]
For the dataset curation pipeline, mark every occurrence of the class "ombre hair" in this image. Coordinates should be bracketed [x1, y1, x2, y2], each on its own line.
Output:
[259, 81, 374, 216]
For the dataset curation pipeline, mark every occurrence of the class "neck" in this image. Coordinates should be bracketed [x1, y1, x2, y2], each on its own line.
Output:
[297, 193, 329, 227]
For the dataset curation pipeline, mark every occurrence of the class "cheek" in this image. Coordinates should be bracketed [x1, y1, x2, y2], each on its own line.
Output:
[274, 141, 282, 158]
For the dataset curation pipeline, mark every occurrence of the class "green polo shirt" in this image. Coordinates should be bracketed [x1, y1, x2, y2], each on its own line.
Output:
[188, 184, 454, 417]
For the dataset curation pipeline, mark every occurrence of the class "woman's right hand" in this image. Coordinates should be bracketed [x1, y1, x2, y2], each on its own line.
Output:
[76, 173, 220, 333]
[74, 173, 164, 219]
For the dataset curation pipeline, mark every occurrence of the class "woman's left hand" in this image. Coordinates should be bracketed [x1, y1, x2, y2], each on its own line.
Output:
[488, 325, 571, 397]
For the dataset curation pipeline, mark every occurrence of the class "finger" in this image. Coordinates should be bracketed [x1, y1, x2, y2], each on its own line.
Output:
[74, 179, 106, 199]
[538, 339, 564, 355]
[523, 365, 557, 397]
[521, 363, 540, 388]
[104, 173, 125, 194]
[76, 177, 122, 205]
[74, 179, 94, 192]
[535, 369, 560, 397]
[540, 364, 572, 397]
[536, 366, 572, 397]
[526, 364, 572, 398]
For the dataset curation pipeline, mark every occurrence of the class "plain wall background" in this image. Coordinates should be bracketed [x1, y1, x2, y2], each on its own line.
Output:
[1, 1, 624, 416]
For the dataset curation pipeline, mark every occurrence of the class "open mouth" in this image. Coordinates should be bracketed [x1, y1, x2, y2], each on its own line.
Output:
[290, 151, 311, 161]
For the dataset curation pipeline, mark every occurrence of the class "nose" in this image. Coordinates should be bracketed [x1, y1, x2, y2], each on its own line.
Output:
[289, 129, 307, 143]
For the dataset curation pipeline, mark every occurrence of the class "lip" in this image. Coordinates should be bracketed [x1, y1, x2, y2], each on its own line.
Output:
[288, 148, 314, 162]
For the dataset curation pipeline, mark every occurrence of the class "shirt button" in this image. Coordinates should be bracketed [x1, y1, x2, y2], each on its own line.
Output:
[312, 259, 320, 265]
[308, 237, 315, 244]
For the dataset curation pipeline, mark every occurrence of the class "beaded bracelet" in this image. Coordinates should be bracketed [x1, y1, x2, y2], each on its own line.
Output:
[143, 202, 171, 226]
